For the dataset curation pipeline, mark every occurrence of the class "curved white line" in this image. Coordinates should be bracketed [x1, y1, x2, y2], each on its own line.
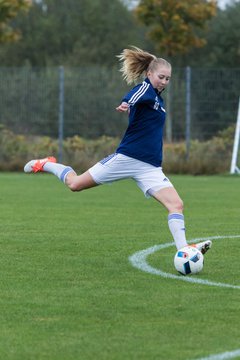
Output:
[129, 235, 240, 289]
[191, 348, 240, 360]
[129, 235, 240, 360]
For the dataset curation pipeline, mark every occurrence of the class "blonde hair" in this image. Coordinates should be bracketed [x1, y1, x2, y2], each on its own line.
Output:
[117, 46, 171, 85]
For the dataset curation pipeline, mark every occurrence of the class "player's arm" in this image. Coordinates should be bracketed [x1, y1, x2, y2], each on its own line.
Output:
[116, 83, 149, 113]
[116, 88, 134, 113]
[116, 102, 129, 112]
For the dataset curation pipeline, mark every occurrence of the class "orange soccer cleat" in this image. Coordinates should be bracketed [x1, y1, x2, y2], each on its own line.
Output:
[24, 156, 56, 173]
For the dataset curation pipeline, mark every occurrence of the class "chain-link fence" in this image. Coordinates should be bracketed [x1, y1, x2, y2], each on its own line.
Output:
[0, 66, 239, 142]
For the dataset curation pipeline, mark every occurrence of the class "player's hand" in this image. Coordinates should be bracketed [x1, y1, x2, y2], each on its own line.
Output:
[116, 102, 129, 112]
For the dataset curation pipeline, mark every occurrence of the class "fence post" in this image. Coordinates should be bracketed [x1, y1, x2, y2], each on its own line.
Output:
[185, 66, 191, 160]
[230, 97, 240, 174]
[166, 81, 172, 142]
[58, 66, 64, 162]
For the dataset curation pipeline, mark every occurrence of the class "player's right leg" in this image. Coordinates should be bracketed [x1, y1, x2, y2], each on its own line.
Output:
[24, 156, 98, 191]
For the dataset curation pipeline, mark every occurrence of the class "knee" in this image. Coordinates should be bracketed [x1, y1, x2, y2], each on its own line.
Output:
[175, 199, 184, 213]
[170, 198, 184, 213]
[65, 171, 96, 192]
[68, 182, 81, 192]
[66, 177, 82, 192]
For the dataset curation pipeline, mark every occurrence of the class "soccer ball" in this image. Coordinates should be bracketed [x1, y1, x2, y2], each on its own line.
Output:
[174, 245, 204, 275]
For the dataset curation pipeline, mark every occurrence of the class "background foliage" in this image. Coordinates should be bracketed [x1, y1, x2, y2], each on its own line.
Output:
[135, 0, 216, 56]
[0, 0, 239, 67]
[0, 124, 234, 174]
[0, 0, 31, 43]
[184, 1, 240, 67]
[0, 0, 147, 66]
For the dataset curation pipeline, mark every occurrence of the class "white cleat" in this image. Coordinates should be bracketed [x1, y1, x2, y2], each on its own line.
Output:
[24, 156, 56, 173]
[191, 240, 212, 255]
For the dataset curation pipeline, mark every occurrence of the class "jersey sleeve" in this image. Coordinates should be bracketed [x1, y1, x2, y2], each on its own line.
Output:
[122, 81, 151, 107]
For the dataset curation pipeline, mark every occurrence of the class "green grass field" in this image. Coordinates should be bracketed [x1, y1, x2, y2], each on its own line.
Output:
[0, 173, 240, 360]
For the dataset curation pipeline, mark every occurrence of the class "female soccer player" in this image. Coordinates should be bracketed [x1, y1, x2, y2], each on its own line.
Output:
[24, 46, 211, 254]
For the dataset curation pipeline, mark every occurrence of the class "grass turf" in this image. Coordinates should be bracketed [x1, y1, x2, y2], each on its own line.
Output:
[0, 173, 239, 360]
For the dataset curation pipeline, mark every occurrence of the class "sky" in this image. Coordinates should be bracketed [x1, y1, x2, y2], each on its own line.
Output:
[126, 0, 238, 9]
[218, 0, 235, 8]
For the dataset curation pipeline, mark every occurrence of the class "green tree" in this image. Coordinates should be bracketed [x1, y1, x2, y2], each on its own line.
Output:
[187, 1, 240, 67]
[0, 0, 32, 43]
[135, 0, 216, 57]
[0, 0, 147, 66]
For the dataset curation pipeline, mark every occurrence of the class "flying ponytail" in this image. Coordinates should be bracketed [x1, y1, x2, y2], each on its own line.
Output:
[117, 46, 171, 84]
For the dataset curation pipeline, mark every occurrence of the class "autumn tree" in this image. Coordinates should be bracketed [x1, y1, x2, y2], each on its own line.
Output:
[135, 0, 217, 56]
[189, 1, 240, 67]
[0, 0, 32, 43]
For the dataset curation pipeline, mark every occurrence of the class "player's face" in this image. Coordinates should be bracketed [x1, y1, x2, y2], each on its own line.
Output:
[147, 65, 171, 92]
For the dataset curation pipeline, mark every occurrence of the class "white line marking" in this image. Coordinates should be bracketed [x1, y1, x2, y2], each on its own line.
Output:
[129, 235, 240, 289]
[129, 235, 240, 360]
[191, 349, 240, 360]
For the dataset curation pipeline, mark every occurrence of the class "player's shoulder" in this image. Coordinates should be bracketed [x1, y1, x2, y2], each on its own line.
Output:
[131, 81, 147, 92]
[125, 79, 155, 105]
[130, 79, 153, 98]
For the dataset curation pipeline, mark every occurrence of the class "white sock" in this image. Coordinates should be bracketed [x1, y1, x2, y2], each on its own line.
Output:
[168, 213, 187, 250]
[43, 162, 75, 183]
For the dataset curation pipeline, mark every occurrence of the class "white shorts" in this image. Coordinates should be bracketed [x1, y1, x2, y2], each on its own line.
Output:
[89, 153, 173, 197]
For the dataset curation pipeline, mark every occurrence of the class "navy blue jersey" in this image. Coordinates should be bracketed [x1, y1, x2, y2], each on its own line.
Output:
[116, 78, 166, 167]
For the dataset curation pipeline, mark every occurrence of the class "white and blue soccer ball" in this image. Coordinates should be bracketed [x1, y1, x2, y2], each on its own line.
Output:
[174, 245, 204, 275]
